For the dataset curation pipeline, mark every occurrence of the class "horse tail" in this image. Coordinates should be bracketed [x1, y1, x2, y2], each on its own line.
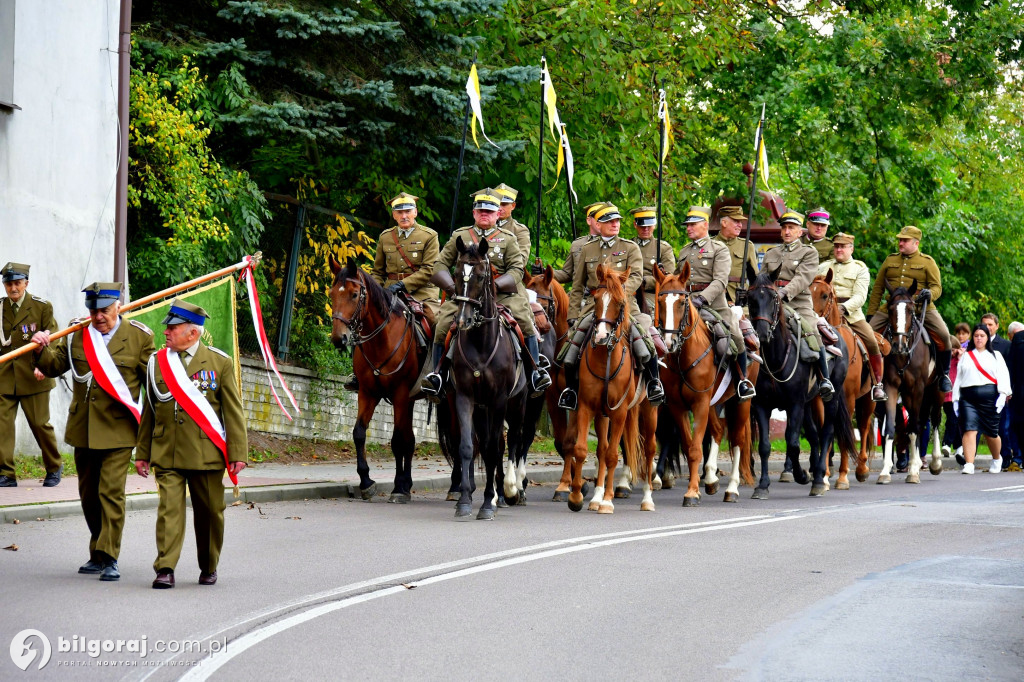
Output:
[624, 405, 645, 485]
[832, 390, 858, 461]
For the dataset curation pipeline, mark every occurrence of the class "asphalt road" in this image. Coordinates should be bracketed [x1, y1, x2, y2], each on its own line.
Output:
[2, 471, 1022, 681]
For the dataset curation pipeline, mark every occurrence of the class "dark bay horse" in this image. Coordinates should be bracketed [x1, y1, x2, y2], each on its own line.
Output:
[329, 257, 425, 503]
[439, 237, 527, 520]
[875, 283, 943, 484]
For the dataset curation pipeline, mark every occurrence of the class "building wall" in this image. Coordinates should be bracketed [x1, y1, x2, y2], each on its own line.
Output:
[1, 0, 120, 454]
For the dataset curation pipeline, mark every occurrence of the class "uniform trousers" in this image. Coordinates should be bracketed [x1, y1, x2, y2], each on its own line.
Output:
[0, 392, 62, 477]
[75, 446, 133, 560]
[153, 467, 226, 574]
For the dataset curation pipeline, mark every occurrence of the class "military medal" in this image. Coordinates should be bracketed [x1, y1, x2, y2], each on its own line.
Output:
[21, 325, 28, 340]
[702, 260, 708, 266]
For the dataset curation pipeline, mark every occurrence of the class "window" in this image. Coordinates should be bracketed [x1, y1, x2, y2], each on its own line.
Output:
[0, 0, 18, 111]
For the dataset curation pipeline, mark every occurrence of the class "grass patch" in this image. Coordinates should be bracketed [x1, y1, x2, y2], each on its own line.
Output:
[14, 454, 77, 480]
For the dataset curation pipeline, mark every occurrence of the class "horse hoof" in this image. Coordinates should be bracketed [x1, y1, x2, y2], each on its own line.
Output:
[652, 475, 663, 491]
[794, 469, 810, 486]
[810, 484, 827, 497]
[581, 481, 593, 497]
[906, 473, 920, 484]
[588, 501, 601, 512]
[552, 490, 569, 502]
[597, 505, 614, 515]
[877, 474, 891, 485]
[455, 504, 472, 519]
[751, 488, 769, 500]
[477, 508, 495, 521]
[515, 492, 527, 506]
[778, 472, 794, 483]
[856, 471, 869, 483]
[704, 481, 719, 496]
[446, 491, 460, 502]
[662, 475, 674, 490]
[613, 486, 631, 499]
[497, 495, 511, 508]
[682, 496, 700, 507]
[568, 496, 584, 513]
[360, 482, 379, 501]
[641, 501, 655, 511]
[929, 460, 943, 475]
[723, 491, 738, 503]
[836, 480, 850, 491]
[387, 492, 411, 504]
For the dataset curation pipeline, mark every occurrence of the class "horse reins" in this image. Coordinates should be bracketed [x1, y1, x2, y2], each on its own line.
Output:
[332, 274, 416, 378]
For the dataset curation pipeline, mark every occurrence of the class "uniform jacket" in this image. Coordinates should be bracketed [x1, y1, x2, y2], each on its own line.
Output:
[498, 217, 532, 262]
[136, 343, 247, 470]
[676, 237, 730, 312]
[35, 317, 155, 448]
[867, 251, 941, 316]
[634, 238, 676, 293]
[434, 224, 531, 319]
[804, 236, 835, 263]
[570, 236, 644, 318]
[0, 293, 57, 396]
[760, 241, 819, 319]
[553, 234, 597, 285]
[371, 222, 440, 303]
[818, 258, 870, 324]
[714, 234, 759, 304]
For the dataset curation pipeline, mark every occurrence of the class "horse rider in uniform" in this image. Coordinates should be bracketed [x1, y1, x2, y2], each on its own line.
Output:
[493, 183, 532, 260]
[556, 203, 666, 410]
[714, 205, 760, 306]
[818, 233, 887, 402]
[760, 211, 837, 401]
[804, 207, 835, 263]
[32, 282, 156, 581]
[135, 300, 248, 589]
[866, 225, 953, 392]
[545, 201, 604, 284]
[676, 206, 756, 401]
[629, 205, 675, 314]
[421, 189, 552, 398]
[345, 192, 441, 391]
[0, 262, 62, 488]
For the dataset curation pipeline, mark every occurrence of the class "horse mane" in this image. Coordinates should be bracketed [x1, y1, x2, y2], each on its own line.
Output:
[752, 269, 777, 289]
[889, 286, 914, 301]
[599, 265, 628, 302]
[550, 274, 569, 328]
[353, 267, 394, 317]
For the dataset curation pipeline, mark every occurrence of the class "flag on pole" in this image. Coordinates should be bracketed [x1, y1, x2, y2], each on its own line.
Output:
[465, 63, 499, 149]
[559, 123, 579, 203]
[754, 104, 771, 190]
[658, 88, 673, 163]
[541, 58, 576, 200]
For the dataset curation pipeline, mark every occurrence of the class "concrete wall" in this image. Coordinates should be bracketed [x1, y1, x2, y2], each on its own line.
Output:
[1, 0, 120, 454]
[239, 358, 438, 445]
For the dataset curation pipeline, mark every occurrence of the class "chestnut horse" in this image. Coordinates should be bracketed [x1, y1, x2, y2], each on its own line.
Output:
[567, 264, 653, 514]
[329, 257, 425, 503]
[655, 263, 755, 505]
[810, 272, 873, 488]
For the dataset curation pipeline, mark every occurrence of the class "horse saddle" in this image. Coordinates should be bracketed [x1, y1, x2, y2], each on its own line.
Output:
[531, 301, 552, 335]
[698, 308, 734, 362]
[874, 332, 892, 356]
[399, 293, 432, 349]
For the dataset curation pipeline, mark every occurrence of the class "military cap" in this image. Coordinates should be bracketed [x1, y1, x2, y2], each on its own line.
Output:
[494, 183, 519, 203]
[1, 262, 30, 282]
[82, 282, 123, 310]
[594, 204, 622, 223]
[389, 192, 418, 211]
[684, 206, 711, 224]
[807, 208, 830, 225]
[584, 201, 609, 217]
[833, 232, 855, 245]
[779, 210, 805, 227]
[896, 225, 922, 240]
[471, 189, 501, 212]
[629, 206, 657, 228]
[162, 298, 210, 326]
[717, 205, 748, 221]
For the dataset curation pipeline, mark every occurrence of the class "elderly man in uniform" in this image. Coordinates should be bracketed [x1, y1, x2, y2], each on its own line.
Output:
[629, 206, 675, 314]
[676, 206, 756, 400]
[33, 282, 155, 581]
[819, 234, 887, 402]
[556, 203, 665, 410]
[714, 206, 760, 306]
[422, 189, 551, 398]
[761, 211, 836, 401]
[866, 225, 953, 392]
[0, 262, 62, 487]
[493, 183, 532, 259]
[546, 201, 605, 285]
[804, 207, 835, 263]
[135, 300, 248, 589]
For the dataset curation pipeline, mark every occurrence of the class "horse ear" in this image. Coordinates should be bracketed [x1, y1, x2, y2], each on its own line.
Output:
[768, 263, 782, 283]
[346, 258, 358, 278]
[522, 269, 532, 286]
[617, 267, 631, 284]
[679, 260, 690, 283]
[329, 255, 342, 276]
[595, 263, 606, 281]
[456, 235, 467, 254]
[654, 263, 666, 285]
[908, 279, 917, 296]
[885, 281, 894, 297]
[825, 267, 834, 284]
[544, 264, 554, 287]
[747, 261, 759, 286]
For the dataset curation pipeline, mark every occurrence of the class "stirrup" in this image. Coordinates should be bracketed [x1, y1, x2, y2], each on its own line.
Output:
[871, 383, 887, 402]
[557, 388, 578, 411]
[537, 353, 552, 370]
[646, 379, 665, 406]
[939, 374, 952, 393]
[737, 378, 756, 401]
[819, 378, 835, 402]
[421, 373, 444, 397]
[342, 374, 359, 392]
[531, 369, 552, 397]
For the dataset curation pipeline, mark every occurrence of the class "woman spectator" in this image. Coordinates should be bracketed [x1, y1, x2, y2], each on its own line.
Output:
[941, 322, 972, 459]
[953, 324, 1012, 474]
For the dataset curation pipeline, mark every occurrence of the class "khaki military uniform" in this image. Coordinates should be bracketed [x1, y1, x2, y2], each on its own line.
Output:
[35, 318, 155, 561]
[570, 236, 649, 329]
[819, 258, 879, 355]
[498, 217, 532, 262]
[677, 237, 742, 349]
[804, 236, 835, 263]
[136, 344, 247, 575]
[761, 241, 824, 349]
[634, 237, 675, 314]
[0, 293, 60, 478]
[432, 225, 534, 343]
[867, 251, 951, 349]
[371, 222, 441, 316]
[714, 234, 760, 305]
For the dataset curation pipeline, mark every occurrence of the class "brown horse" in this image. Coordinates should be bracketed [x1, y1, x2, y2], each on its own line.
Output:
[329, 257, 425, 503]
[654, 263, 755, 505]
[810, 272, 874, 488]
[567, 264, 653, 514]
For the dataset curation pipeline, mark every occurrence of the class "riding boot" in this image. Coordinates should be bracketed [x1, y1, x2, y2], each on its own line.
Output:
[420, 342, 446, 397]
[342, 374, 359, 392]
[735, 351, 756, 401]
[645, 356, 665, 406]
[525, 335, 552, 396]
[817, 347, 836, 402]
[869, 353, 887, 402]
[937, 348, 953, 393]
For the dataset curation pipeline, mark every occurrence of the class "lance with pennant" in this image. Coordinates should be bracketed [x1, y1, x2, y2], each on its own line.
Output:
[738, 103, 766, 301]
[448, 55, 477, 236]
[534, 54, 546, 267]
[656, 80, 668, 264]
[562, 123, 576, 241]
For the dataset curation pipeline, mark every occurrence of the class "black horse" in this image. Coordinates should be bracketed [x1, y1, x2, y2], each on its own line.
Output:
[747, 269, 856, 498]
[437, 237, 527, 520]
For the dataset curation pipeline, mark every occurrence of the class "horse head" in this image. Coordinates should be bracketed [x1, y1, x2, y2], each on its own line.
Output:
[329, 256, 365, 347]
[593, 263, 630, 345]
[523, 264, 568, 337]
[453, 235, 495, 331]
[887, 284, 919, 355]
[747, 266, 784, 344]
[810, 271, 841, 326]
[655, 261, 692, 354]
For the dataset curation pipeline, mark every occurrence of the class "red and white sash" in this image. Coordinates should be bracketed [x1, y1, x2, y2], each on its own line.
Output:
[155, 348, 236, 485]
[81, 325, 143, 422]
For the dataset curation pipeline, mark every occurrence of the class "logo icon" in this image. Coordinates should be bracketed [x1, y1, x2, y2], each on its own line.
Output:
[10, 629, 51, 671]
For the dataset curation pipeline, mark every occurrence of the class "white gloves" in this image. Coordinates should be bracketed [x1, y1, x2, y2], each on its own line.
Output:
[953, 402, 959, 418]
[996, 395, 1006, 413]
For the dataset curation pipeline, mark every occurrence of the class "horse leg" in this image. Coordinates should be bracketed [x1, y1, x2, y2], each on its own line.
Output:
[752, 406, 772, 499]
[928, 416, 943, 475]
[389, 395, 415, 503]
[478, 411, 502, 520]
[568, 406, 592, 512]
[788, 404, 810, 485]
[614, 416, 632, 498]
[589, 415, 610, 511]
[600, 413, 627, 514]
[354, 394, 381, 500]
[640, 404, 658, 512]
[906, 404, 923, 483]
[454, 393, 476, 519]
[855, 395, 873, 483]
[699, 408, 719, 497]
[553, 409, 576, 501]
[810, 404, 831, 497]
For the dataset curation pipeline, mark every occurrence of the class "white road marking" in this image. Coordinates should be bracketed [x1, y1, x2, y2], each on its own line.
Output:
[982, 485, 1024, 492]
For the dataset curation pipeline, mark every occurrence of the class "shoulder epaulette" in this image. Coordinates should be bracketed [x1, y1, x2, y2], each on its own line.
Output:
[919, 253, 936, 262]
[417, 224, 439, 237]
[853, 259, 868, 268]
[69, 317, 90, 326]
[207, 346, 231, 359]
[128, 319, 153, 336]
[31, 295, 50, 304]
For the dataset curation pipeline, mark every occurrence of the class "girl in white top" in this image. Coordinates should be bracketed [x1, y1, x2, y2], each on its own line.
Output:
[953, 324, 1012, 473]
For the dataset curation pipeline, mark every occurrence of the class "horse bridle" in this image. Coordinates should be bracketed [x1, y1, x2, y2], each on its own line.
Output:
[533, 289, 568, 345]
[886, 297, 926, 375]
[453, 258, 498, 331]
[749, 283, 800, 384]
[656, 287, 718, 393]
[331, 274, 414, 377]
[584, 285, 634, 410]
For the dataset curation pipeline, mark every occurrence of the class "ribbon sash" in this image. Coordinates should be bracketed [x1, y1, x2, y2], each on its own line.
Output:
[156, 349, 236, 485]
[967, 351, 998, 385]
[240, 261, 299, 419]
[81, 326, 143, 422]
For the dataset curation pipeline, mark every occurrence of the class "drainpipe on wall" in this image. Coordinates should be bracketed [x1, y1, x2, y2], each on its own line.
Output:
[113, 0, 132, 284]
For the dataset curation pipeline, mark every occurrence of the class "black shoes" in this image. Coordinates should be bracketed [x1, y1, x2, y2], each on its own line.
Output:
[99, 559, 120, 582]
[43, 465, 63, 487]
[199, 571, 218, 586]
[0, 475, 16, 487]
[78, 559, 104, 574]
[153, 570, 175, 589]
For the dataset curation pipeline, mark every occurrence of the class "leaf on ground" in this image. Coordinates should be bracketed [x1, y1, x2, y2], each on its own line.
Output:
[11, 519, 20, 525]
[230, 500, 242, 506]
[285, 516, 302, 520]
[3, 544, 18, 551]
[401, 583, 416, 589]
[247, 502, 255, 509]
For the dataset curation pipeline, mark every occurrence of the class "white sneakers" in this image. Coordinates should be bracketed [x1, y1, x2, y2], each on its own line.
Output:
[989, 458, 1002, 474]
[961, 462, 975, 475]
